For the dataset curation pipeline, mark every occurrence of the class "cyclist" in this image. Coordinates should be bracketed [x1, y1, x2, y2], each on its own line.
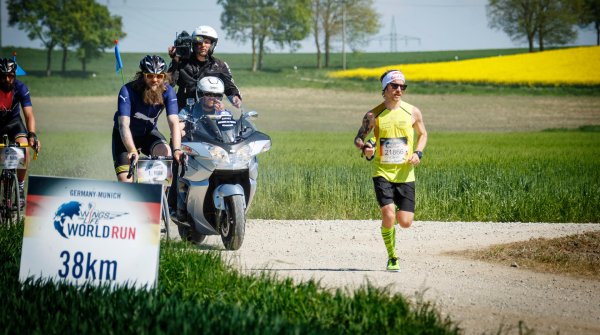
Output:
[172, 76, 231, 221]
[112, 55, 183, 182]
[354, 69, 428, 272]
[167, 25, 242, 110]
[0, 57, 40, 206]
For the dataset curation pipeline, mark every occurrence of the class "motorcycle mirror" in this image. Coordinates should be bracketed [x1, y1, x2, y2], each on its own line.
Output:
[244, 111, 258, 119]
[178, 111, 191, 122]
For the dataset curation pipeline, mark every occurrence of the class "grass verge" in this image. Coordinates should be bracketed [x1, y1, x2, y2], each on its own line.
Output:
[0, 222, 459, 334]
[448, 231, 600, 280]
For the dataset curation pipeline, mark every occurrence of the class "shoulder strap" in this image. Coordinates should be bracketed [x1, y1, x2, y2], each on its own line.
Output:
[370, 102, 386, 118]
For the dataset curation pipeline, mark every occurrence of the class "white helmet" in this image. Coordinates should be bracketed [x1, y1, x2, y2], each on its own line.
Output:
[198, 76, 224, 96]
[192, 25, 218, 55]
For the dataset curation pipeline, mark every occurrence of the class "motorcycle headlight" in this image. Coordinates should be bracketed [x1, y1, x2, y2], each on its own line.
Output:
[231, 145, 251, 165]
[207, 145, 229, 164]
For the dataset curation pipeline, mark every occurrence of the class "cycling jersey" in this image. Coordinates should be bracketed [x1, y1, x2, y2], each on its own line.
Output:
[113, 82, 178, 137]
[0, 80, 32, 124]
[169, 55, 241, 109]
[372, 101, 416, 183]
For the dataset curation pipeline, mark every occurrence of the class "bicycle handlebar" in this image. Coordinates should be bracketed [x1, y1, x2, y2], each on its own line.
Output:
[0, 142, 38, 160]
[126, 154, 137, 179]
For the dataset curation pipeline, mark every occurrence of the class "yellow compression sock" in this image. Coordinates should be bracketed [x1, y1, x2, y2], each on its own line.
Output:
[380, 226, 397, 259]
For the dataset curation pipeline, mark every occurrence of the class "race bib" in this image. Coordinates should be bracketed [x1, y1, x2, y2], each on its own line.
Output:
[380, 137, 409, 164]
[0, 147, 26, 169]
[136, 160, 172, 186]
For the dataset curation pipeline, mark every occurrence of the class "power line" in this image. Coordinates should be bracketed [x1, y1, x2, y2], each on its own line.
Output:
[373, 16, 421, 52]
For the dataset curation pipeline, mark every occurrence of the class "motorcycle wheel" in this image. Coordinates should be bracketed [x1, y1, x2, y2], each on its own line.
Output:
[220, 194, 245, 250]
[177, 225, 207, 245]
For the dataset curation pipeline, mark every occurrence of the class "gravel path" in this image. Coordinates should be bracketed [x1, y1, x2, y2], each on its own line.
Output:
[169, 220, 600, 335]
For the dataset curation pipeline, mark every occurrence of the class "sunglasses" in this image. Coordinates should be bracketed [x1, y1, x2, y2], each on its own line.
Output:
[144, 73, 165, 80]
[1, 73, 15, 79]
[389, 83, 408, 90]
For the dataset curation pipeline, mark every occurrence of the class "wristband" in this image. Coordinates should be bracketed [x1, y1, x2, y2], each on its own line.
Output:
[28, 131, 37, 139]
[414, 150, 423, 159]
[173, 148, 183, 153]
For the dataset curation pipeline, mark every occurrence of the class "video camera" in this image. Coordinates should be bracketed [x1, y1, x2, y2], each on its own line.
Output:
[174, 31, 193, 59]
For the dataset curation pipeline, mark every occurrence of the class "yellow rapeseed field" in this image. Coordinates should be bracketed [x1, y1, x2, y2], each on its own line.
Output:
[329, 46, 600, 86]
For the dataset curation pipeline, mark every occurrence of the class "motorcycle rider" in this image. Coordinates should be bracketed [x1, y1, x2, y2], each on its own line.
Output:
[112, 55, 183, 182]
[172, 76, 232, 221]
[167, 25, 242, 110]
[0, 57, 40, 207]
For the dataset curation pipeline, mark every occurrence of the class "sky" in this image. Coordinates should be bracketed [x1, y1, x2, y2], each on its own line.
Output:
[0, 0, 596, 54]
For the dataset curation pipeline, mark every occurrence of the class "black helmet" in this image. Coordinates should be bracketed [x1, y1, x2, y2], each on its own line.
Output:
[0, 58, 17, 74]
[139, 55, 167, 74]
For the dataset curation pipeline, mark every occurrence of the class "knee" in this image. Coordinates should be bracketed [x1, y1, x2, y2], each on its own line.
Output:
[396, 211, 414, 228]
[152, 143, 170, 156]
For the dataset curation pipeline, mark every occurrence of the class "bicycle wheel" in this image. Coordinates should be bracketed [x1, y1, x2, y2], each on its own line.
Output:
[0, 175, 6, 225]
[161, 191, 170, 240]
[8, 173, 20, 225]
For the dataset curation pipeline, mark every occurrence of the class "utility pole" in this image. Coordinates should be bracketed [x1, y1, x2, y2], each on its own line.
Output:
[342, 0, 346, 70]
[0, 1, 3, 49]
[390, 16, 397, 53]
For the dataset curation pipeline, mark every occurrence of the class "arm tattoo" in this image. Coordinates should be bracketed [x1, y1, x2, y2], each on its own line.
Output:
[354, 112, 374, 148]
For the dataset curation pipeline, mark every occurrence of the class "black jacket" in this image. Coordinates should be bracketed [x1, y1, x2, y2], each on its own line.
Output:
[169, 55, 241, 109]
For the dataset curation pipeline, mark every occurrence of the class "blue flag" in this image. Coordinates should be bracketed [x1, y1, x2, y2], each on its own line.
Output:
[12, 55, 27, 76]
[114, 41, 123, 74]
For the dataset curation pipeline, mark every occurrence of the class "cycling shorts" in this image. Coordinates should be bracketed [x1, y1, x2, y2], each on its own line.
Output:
[111, 127, 167, 175]
[0, 116, 28, 142]
[372, 176, 415, 212]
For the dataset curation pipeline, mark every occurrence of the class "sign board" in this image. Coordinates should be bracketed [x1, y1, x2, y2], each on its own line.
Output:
[19, 176, 163, 289]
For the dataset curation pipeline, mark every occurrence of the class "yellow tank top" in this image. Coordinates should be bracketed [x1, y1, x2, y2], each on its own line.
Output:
[372, 101, 415, 183]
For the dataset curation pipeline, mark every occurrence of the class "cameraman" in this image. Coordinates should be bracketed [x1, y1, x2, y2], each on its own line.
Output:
[168, 25, 242, 110]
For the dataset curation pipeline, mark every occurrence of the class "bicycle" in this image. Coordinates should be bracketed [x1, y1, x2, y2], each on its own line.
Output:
[127, 154, 182, 240]
[0, 135, 37, 225]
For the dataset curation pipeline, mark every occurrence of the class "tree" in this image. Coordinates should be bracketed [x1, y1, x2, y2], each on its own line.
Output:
[487, 0, 580, 52]
[73, 1, 125, 72]
[8, 0, 62, 76]
[311, 0, 381, 68]
[579, 0, 600, 45]
[535, 0, 579, 51]
[219, 0, 311, 72]
[7, 0, 125, 75]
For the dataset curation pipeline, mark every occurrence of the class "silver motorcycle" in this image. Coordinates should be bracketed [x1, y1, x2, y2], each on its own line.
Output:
[175, 100, 271, 250]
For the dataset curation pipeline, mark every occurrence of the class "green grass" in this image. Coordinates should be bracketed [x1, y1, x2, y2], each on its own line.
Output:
[29, 130, 600, 223]
[0, 223, 459, 334]
[249, 131, 600, 222]
[4, 46, 598, 97]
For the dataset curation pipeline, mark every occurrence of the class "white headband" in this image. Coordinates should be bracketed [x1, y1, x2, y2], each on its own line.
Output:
[381, 70, 405, 90]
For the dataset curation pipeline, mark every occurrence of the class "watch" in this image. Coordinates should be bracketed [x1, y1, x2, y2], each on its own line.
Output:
[414, 150, 423, 159]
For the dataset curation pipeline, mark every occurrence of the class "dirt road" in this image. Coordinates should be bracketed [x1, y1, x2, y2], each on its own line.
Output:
[168, 220, 600, 335]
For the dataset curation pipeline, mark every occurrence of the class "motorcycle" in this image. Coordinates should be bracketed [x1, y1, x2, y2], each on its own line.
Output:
[175, 97, 271, 250]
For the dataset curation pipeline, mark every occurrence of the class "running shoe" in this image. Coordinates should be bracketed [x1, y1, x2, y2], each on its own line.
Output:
[386, 257, 400, 272]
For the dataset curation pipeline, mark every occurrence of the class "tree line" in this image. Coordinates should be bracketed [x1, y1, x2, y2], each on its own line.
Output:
[7, 0, 124, 76]
[487, 0, 600, 52]
[6, 0, 600, 76]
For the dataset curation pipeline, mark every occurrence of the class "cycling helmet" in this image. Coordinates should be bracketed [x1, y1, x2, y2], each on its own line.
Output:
[192, 25, 218, 55]
[198, 76, 224, 96]
[0, 58, 17, 74]
[139, 55, 167, 74]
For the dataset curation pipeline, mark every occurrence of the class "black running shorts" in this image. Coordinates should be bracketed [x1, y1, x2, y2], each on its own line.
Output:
[372, 176, 415, 212]
[0, 116, 28, 141]
[111, 127, 167, 174]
